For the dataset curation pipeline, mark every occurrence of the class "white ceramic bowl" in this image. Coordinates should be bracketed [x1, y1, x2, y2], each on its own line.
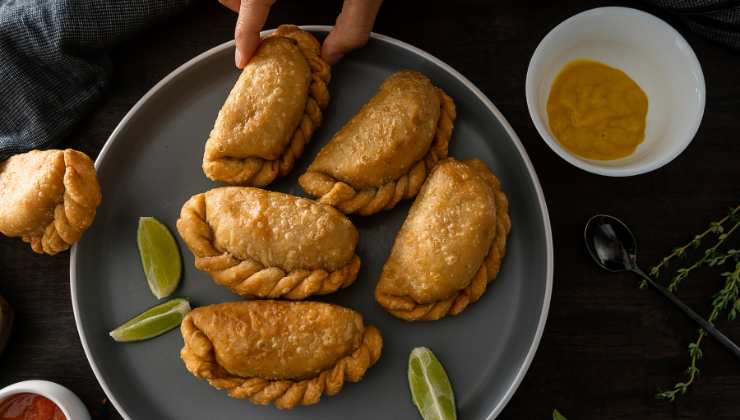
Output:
[0, 380, 91, 420]
[526, 7, 705, 176]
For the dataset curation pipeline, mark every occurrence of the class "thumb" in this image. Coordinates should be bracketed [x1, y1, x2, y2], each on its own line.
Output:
[322, 0, 383, 65]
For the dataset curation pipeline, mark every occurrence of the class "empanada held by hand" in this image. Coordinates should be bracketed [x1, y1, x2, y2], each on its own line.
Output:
[202, 25, 331, 186]
[0, 149, 101, 255]
[299, 70, 456, 215]
[176, 187, 360, 299]
[375, 159, 511, 321]
[180, 300, 383, 410]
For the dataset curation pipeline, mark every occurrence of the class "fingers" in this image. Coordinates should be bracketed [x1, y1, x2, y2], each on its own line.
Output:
[234, 0, 277, 68]
[218, 0, 240, 13]
[322, 0, 383, 65]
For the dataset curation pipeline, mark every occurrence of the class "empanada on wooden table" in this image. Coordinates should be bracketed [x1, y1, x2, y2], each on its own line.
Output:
[0, 149, 101, 255]
[180, 300, 383, 410]
[299, 70, 456, 215]
[375, 158, 511, 321]
[202, 25, 331, 186]
[176, 187, 360, 299]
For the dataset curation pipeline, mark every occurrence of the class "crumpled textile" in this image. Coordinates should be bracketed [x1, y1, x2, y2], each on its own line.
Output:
[0, 0, 191, 160]
[644, 0, 740, 50]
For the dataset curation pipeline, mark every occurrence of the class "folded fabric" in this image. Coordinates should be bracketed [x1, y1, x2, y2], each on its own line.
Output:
[0, 0, 191, 160]
[643, 0, 740, 50]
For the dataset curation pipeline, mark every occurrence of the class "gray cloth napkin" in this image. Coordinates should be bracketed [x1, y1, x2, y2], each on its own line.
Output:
[0, 0, 190, 160]
[643, 0, 740, 50]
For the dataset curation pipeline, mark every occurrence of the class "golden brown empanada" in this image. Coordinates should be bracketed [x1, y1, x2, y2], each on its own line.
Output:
[180, 300, 383, 410]
[0, 149, 101, 255]
[299, 70, 456, 215]
[176, 187, 360, 299]
[202, 25, 331, 186]
[375, 158, 511, 321]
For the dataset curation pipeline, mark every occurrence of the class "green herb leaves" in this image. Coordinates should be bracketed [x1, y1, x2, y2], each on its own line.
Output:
[646, 205, 740, 401]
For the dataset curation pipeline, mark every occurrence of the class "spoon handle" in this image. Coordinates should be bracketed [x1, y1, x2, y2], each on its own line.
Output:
[632, 267, 740, 361]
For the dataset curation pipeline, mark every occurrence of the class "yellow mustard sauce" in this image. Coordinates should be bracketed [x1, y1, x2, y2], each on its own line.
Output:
[546, 59, 648, 160]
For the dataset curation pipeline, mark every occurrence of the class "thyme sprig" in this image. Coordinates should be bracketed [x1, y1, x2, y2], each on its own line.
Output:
[655, 261, 740, 401]
[639, 205, 739, 401]
[706, 249, 740, 267]
[666, 222, 740, 292]
[640, 205, 740, 289]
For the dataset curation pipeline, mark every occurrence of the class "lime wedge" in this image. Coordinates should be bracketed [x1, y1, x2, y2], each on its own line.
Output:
[137, 217, 181, 299]
[109, 298, 191, 342]
[553, 409, 569, 420]
[408, 347, 457, 420]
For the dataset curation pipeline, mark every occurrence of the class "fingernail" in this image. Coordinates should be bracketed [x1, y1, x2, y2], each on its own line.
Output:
[235, 48, 244, 69]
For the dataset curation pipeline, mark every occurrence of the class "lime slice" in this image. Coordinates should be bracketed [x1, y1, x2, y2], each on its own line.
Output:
[408, 347, 457, 420]
[553, 409, 569, 420]
[137, 217, 181, 299]
[109, 298, 191, 342]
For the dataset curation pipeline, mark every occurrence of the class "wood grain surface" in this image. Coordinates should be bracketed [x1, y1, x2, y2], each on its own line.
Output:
[1, 1, 738, 418]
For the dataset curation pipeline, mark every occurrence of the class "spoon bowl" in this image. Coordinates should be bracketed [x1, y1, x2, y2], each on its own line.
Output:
[584, 214, 637, 272]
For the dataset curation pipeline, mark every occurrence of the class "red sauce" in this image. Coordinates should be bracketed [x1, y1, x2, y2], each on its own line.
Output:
[0, 393, 66, 420]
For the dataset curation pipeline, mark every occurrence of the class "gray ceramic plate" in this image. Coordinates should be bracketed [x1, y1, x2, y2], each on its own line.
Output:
[71, 26, 552, 420]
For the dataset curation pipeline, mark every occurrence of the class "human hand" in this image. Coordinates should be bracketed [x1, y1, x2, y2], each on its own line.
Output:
[218, 0, 383, 68]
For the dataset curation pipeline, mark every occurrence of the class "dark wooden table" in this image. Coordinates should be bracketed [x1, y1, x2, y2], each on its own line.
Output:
[1, 0, 739, 418]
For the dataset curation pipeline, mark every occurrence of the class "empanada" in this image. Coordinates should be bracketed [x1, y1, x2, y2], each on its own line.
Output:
[202, 25, 331, 186]
[375, 158, 511, 321]
[176, 187, 360, 299]
[0, 149, 101, 255]
[299, 70, 456, 215]
[180, 300, 383, 410]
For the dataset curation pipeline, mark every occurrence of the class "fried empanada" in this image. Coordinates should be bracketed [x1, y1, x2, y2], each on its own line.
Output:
[202, 25, 331, 186]
[375, 158, 511, 321]
[299, 70, 456, 215]
[180, 300, 383, 410]
[176, 187, 360, 299]
[0, 149, 101, 255]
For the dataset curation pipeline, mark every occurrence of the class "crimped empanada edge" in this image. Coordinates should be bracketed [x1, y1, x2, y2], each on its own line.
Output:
[22, 149, 102, 255]
[374, 160, 511, 321]
[180, 313, 383, 410]
[203, 25, 331, 187]
[175, 192, 360, 299]
[299, 87, 457, 216]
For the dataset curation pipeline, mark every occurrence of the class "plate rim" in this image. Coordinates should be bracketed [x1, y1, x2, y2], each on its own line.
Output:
[70, 25, 553, 420]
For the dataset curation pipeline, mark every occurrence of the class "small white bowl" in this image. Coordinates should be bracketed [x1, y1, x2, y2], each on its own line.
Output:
[0, 380, 91, 420]
[526, 7, 705, 176]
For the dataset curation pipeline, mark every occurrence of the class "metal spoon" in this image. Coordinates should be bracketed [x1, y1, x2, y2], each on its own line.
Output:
[584, 214, 740, 360]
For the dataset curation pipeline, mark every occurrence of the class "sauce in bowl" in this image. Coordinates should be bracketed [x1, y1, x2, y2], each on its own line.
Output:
[0, 393, 66, 420]
[547, 59, 648, 160]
